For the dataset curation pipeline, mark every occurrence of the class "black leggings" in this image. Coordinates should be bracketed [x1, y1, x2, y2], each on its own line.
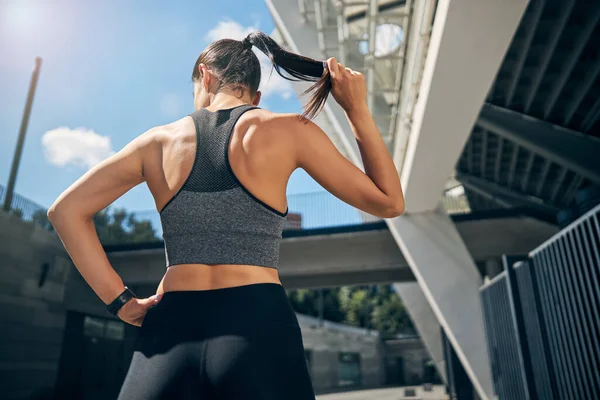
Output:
[118, 283, 316, 399]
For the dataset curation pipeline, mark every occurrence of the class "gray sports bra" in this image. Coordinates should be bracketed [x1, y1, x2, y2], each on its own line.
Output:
[159, 104, 288, 269]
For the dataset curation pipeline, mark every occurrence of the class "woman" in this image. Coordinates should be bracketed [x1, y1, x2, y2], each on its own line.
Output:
[48, 31, 404, 399]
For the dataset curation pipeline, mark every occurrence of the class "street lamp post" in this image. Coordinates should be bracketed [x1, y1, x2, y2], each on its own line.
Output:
[3, 57, 42, 212]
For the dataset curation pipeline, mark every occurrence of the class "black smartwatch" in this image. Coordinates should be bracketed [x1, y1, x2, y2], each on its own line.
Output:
[107, 286, 137, 316]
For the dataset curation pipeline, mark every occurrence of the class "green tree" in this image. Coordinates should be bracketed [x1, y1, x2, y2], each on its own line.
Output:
[93, 207, 159, 245]
[287, 284, 415, 337]
[32, 209, 53, 231]
[371, 289, 415, 337]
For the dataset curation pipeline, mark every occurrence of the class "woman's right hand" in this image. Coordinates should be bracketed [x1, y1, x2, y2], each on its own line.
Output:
[326, 57, 368, 114]
[117, 293, 163, 327]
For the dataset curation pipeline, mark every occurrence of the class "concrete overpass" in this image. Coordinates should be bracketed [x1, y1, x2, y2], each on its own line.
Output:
[106, 213, 557, 289]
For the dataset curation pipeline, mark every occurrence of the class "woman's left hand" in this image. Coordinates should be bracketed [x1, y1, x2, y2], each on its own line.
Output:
[117, 293, 163, 327]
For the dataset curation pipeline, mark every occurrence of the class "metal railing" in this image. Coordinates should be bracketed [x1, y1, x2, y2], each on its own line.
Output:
[480, 203, 600, 399]
[0, 184, 53, 229]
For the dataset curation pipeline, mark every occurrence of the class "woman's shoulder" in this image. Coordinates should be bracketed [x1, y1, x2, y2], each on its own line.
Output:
[248, 108, 313, 132]
[142, 116, 195, 143]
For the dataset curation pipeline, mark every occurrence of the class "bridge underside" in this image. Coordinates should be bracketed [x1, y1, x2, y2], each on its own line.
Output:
[268, 0, 528, 397]
[105, 216, 556, 289]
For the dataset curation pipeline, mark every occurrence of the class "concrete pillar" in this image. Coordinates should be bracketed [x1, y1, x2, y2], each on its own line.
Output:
[387, 211, 494, 399]
[398, 0, 528, 213]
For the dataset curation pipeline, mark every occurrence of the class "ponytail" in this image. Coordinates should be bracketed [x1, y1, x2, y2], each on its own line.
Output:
[244, 31, 331, 120]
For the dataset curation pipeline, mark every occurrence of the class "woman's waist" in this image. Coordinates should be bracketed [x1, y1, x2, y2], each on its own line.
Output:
[157, 263, 281, 293]
[142, 280, 299, 333]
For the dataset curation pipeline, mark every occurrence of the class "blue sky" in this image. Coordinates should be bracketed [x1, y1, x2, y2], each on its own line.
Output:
[0, 0, 326, 212]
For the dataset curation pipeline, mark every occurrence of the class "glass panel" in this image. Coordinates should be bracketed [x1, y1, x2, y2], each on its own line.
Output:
[83, 316, 105, 337]
[105, 320, 125, 341]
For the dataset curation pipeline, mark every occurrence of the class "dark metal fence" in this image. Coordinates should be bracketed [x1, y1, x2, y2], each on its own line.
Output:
[0, 183, 52, 229]
[480, 203, 600, 399]
[513, 259, 557, 400]
[480, 261, 529, 400]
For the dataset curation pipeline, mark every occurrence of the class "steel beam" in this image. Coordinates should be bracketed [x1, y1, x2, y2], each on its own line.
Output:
[507, 144, 520, 188]
[478, 103, 600, 184]
[505, 0, 546, 108]
[564, 57, 600, 126]
[535, 159, 551, 198]
[524, 0, 575, 113]
[398, 0, 527, 213]
[458, 173, 560, 215]
[480, 129, 488, 178]
[521, 151, 536, 192]
[581, 96, 600, 133]
[543, 5, 600, 119]
[494, 136, 504, 183]
[549, 167, 568, 204]
[366, 0, 378, 111]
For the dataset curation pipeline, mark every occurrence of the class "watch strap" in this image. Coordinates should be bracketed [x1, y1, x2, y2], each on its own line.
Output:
[107, 286, 137, 316]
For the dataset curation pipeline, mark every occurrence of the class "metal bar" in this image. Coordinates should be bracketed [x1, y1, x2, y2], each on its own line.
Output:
[534, 159, 551, 198]
[524, 0, 575, 113]
[387, 0, 413, 142]
[507, 143, 520, 188]
[3, 57, 42, 212]
[342, 0, 368, 6]
[520, 151, 536, 192]
[532, 252, 571, 398]
[391, 0, 433, 168]
[581, 96, 600, 132]
[543, 246, 582, 397]
[562, 174, 583, 206]
[549, 167, 568, 204]
[467, 139, 474, 174]
[374, 87, 406, 93]
[565, 229, 600, 393]
[336, 1, 347, 65]
[479, 103, 600, 184]
[505, 0, 546, 108]
[377, 11, 409, 19]
[543, 6, 600, 119]
[372, 54, 405, 61]
[480, 129, 488, 178]
[503, 256, 533, 399]
[314, 0, 326, 52]
[366, 0, 378, 111]
[459, 173, 561, 213]
[553, 236, 595, 398]
[298, 0, 309, 21]
[564, 58, 600, 126]
[494, 136, 504, 183]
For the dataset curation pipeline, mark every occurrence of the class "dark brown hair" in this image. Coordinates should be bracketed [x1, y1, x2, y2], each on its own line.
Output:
[192, 31, 331, 119]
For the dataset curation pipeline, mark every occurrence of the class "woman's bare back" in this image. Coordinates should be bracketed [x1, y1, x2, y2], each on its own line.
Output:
[142, 107, 297, 293]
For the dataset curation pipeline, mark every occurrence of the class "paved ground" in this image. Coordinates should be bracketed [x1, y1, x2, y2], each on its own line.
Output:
[316, 386, 448, 400]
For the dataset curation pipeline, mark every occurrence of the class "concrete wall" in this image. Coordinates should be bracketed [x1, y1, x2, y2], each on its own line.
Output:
[0, 210, 72, 400]
[384, 337, 433, 385]
[296, 315, 386, 392]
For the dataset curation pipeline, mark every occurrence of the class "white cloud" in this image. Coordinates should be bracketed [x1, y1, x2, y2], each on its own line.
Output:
[159, 93, 182, 117]
[42, 127, 114, 169]
[204, 20, 294, 100]
[205, 20, 255, 42]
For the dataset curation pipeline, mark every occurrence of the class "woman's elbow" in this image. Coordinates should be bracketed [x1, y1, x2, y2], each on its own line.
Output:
[46, 203, 60, 224]
[47, 201, 68, 225]
[380, 199, 405, 219]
